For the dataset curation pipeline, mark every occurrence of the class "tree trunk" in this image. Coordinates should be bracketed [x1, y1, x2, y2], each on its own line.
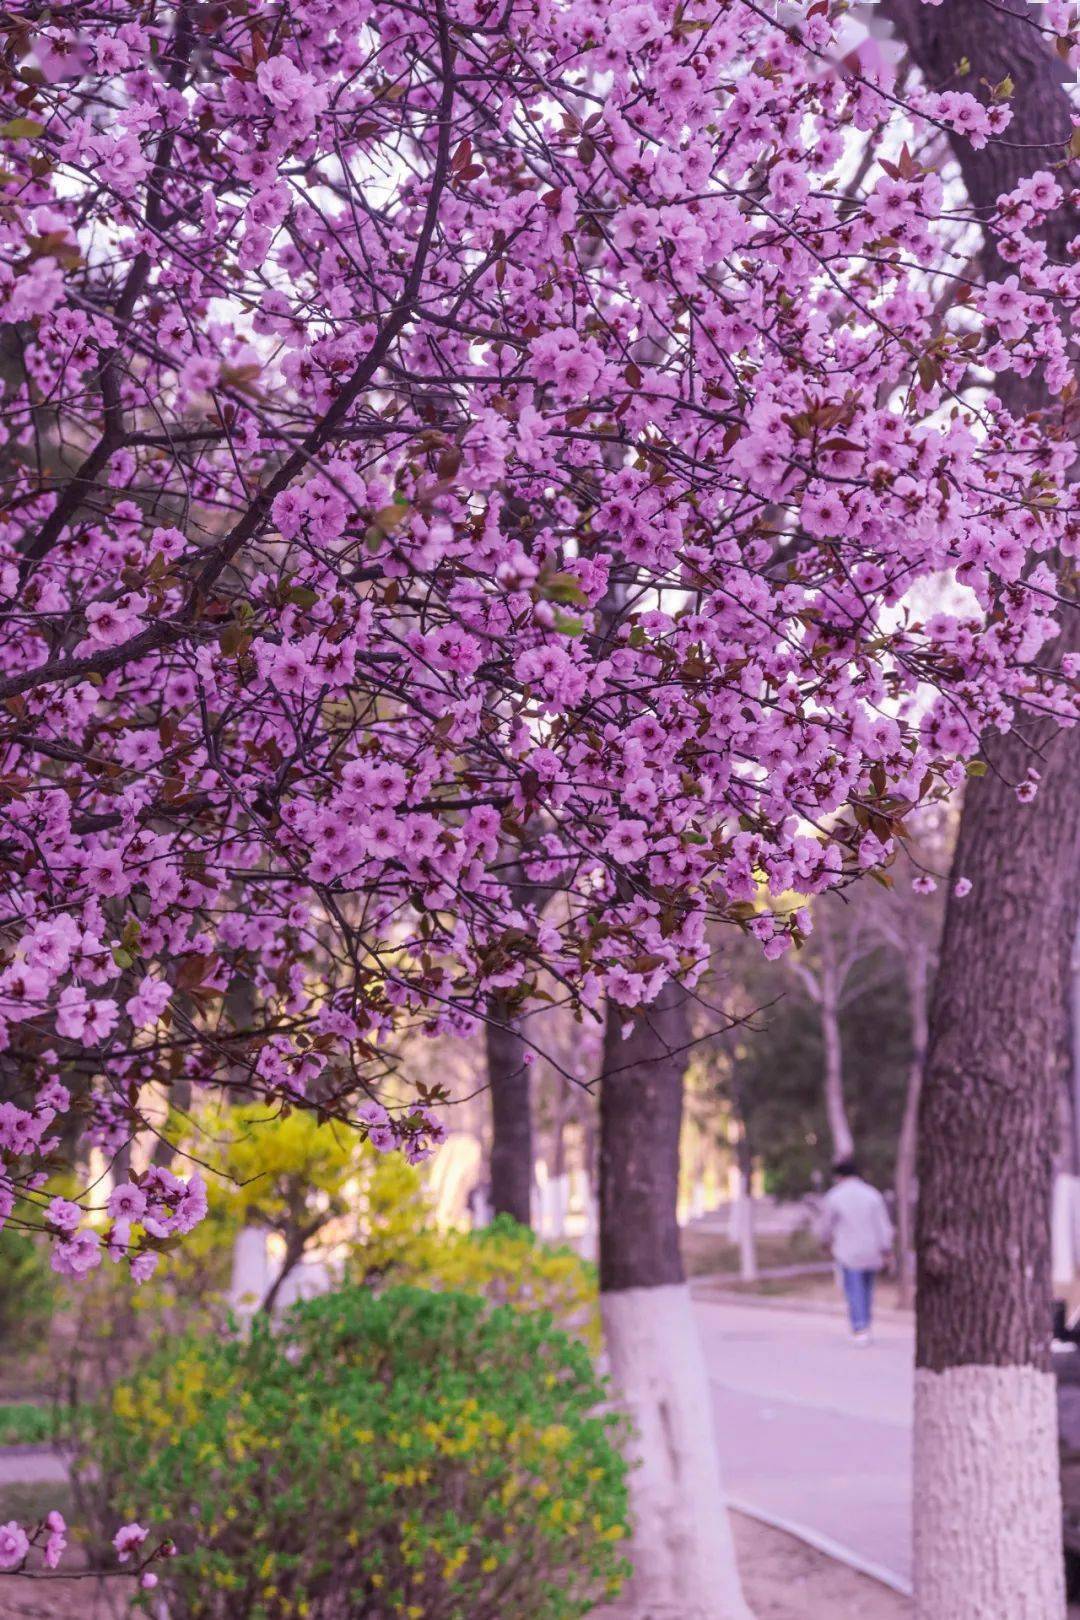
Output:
[894, 942, 928, 1312]
[551, 1079, 570, 1179]
[734, 1132, 758, 1285]
[913, 744, 1078, 1619]
[486, 994, 533, 1227]
[600, 981, 752, 1620]
[1071, 912, 1080, 1175]
[259, 1228, 308, 1318]
[820, 968, 854, 1162]
[880, 5, 1080, 1613]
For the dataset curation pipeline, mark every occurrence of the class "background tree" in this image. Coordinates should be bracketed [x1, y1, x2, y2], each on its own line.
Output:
[720, 927, 911, 1198]
[787, 896, 888, 1163]
[868, 828, 949, 1309]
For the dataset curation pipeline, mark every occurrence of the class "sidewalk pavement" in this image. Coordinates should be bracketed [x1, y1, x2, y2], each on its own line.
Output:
[695, 1291, 913, 1590]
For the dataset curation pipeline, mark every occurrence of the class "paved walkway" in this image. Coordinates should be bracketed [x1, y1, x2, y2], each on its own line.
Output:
[0, 1443, 68, 1487]
[695, 1292, 914, 1591]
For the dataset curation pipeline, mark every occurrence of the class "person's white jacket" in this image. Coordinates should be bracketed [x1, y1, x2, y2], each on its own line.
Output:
[819, 1175, 893, 1270]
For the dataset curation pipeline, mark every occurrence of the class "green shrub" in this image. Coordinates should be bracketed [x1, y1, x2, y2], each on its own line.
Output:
[0, 1402, 58, 1446]
[355, 1214, 600, 1351]
[96, 1285, 629, 1620]
[0, 1224, 55, 1353]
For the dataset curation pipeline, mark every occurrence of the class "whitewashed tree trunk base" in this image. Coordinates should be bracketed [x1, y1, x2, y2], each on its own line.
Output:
[227, 1224, 271, 1321]
[914, 1364, 1064, 1620]
[601, 1282, 753, 1620]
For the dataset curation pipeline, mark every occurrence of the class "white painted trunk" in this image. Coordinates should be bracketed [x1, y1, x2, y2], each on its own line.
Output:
[914, 1364, 1065, 1620]
[732, 1176, 758, 1283]
[228, 1224, 271, 1320]
[537, 1170, 570, 1239]
[601, 1282, 753, 1620]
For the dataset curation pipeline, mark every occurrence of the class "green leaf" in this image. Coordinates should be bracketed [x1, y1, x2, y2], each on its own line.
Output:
[540, 572, 587, 606]
[0, 118, 44, 140]
[966, 759, 988, 777]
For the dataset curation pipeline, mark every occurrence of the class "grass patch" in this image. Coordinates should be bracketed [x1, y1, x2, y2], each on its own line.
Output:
[680, 1225, 823, 1278]
[0, 1402, 60, 1447]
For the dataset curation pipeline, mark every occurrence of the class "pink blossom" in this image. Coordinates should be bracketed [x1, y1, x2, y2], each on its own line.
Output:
[125, 977, 172, 1029]
[0, 0, 1073, 1408]
[51, 1229, 102, 1277]
[113, 1522, 149, 1563]
[107, 1182, 147, 1222]
[130, 1252, 159, 1285]
[604, 819, 649, 863]
[0, 1520, 28, 1570]
[46, 1196, 83, 1233]
[44, 1511, 67, 1569]
[256, 56, 315, 112]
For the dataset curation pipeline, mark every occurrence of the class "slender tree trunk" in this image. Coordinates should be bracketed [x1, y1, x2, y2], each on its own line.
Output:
[600, 981, 752, 1620]
[1071, 912, 1080, 1175]
[259, 1228, 308, 1318]
[734, 1132, 758, 1285]
[820, 968, 854, 1162]
[881, 6, 1080, 1613]
[486, 994, 532, 1227]
[551, 1080, 570, 1179]
[894, 942, 928, 1312]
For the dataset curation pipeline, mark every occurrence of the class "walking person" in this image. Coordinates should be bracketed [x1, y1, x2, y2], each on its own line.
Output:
[819, 1158, 893, 1343]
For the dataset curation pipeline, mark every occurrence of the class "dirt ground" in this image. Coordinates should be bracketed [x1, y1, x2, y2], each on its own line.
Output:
[733, 1512, 911, 1618]
[733, 1515, 1080, 1620]
[3, 1514, 1078, 1619]
[3, 1575, 128, 1618]
[2, 1516, 912, 1620]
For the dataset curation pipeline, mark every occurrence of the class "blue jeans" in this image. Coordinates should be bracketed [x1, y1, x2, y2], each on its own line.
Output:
[841, 1267, 875, 1333]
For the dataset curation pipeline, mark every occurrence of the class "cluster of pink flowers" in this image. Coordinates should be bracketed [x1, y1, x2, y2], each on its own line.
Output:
[0, 1509, 65, 1573]
[0, 0, 1077, 1566]
[43, 1166, 205, 1279]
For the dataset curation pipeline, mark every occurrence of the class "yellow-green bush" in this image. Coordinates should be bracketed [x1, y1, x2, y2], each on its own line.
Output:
[68, 1108, 598, 1378]
[184, 1104, 599, 1346]
[361, 1214, 599, 1352]
[98, 1286, 628, 1620]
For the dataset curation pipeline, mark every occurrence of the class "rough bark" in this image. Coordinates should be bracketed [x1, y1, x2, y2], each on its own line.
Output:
[907, 643, 1080, 1616]
[1071, 913, 1080, 1174]
[886, 0, 1080, 1380]
[915, 726, 1080, 1368]
[599, 981, 752, 1620]
[599, 981, 687, 1293]
[879, 7, 1080, 1612]
[486, 994, 533, 1226]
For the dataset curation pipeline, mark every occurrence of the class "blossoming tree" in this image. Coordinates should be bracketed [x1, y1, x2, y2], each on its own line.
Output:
[0, 0, 1078, 1603]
